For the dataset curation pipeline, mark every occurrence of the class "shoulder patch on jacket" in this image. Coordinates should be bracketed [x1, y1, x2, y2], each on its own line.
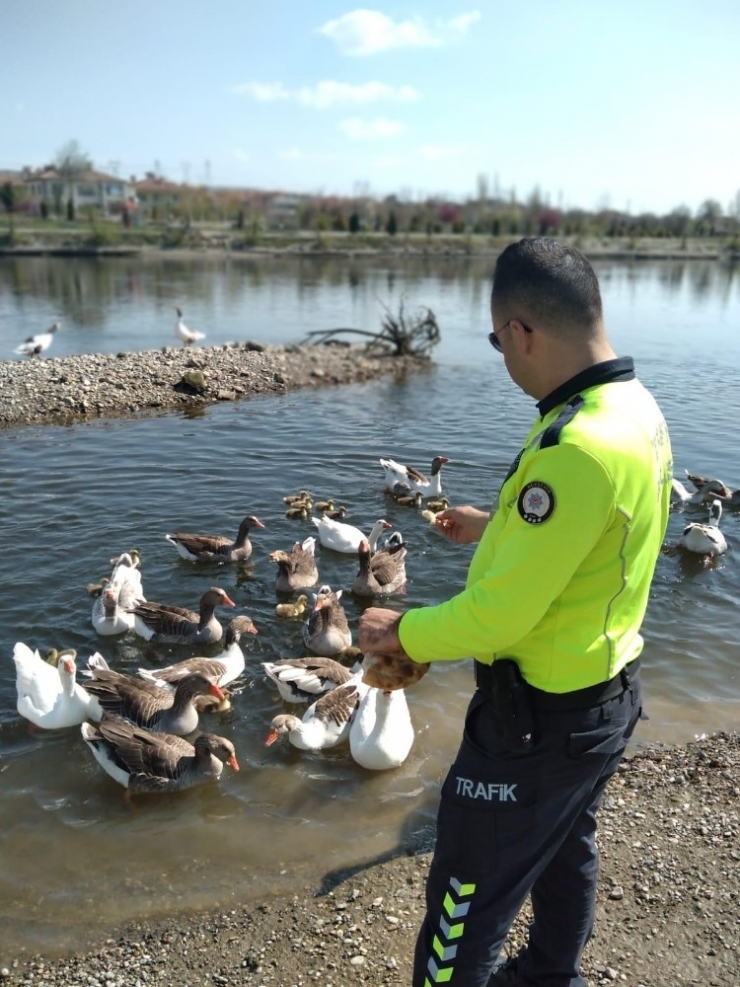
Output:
[518, 482, 555, 524]
[539, 395, 585, 450]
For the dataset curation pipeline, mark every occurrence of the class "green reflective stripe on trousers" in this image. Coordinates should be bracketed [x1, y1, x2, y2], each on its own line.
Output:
[450, 877, 476, 897]
[443, 891, 471, 920]
[440, 916, 465, 939]
[426, 957, 454, 983]
[426, 876, 477, 982]
[432, 935, 458, 962]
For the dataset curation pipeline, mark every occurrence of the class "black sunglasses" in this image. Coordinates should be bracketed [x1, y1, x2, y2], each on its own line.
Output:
[489, 319, 533, 353]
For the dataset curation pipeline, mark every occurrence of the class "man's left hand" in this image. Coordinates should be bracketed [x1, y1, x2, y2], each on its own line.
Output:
[358, 607, 406, 656]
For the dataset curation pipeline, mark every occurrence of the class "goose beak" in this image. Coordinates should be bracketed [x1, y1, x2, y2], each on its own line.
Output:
[222, 594, 236, 608]
[61, 657, 75, 674]
[227, 754, 240, 771]
[248, 623, 258, 634]
[264, 729, 279, 747]
[209, 683, 226, 700]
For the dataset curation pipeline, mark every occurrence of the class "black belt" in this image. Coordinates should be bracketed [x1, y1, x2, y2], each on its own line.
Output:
[474, 659, 640, 711]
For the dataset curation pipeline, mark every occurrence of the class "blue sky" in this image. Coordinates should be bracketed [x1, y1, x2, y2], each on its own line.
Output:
[3, 0, 739, 215]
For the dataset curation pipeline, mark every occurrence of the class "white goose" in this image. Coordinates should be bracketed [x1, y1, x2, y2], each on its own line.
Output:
[349, 687, 414, 770]
[136, 614, 257, 691]
[91, 553, 144, 636]
[677, 499, 728, 556]
[13, 643, 103, 729]
[175, 306, 206, 346]
[264, 673, 370, 751]
[311, 515, 391, 554]
[261, 656, 353, 704]
[14, 321, 61, 357]
[671, 477, 712, 505]
[379, 455, 449, 498]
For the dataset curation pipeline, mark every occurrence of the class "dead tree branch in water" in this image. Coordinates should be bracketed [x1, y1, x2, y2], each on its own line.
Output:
[301, 299, 441, 357]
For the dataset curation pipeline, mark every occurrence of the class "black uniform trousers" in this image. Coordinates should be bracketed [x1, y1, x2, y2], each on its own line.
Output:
[412, 670, 642, 987]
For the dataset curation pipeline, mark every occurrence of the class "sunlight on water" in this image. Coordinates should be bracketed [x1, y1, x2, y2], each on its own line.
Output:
[0, 255, 739, 953]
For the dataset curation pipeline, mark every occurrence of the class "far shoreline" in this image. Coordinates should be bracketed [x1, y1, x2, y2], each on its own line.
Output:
[0, 229, 735, 264]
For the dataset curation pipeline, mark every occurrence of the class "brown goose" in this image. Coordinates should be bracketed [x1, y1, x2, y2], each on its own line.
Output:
[81, 715, 238, 792]
[165, 514, 264, 562]
[270, 536, 319, 592]
[302, 587, 353, 656]
[261, 656, 353, 703]
[128, 586, 235, 644]
[352, 539, 407, 597]
[81, 669, 224, 735]
[136, 615, 257, 691]
[264, 675, 369, 750]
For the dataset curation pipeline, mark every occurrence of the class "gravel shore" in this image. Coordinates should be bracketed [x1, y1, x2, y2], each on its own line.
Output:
[2, 734, 739, 987]
[0, 342, 429, 429]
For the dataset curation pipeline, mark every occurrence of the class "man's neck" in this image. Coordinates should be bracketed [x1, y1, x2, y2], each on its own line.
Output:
[533, 340, 617, 401]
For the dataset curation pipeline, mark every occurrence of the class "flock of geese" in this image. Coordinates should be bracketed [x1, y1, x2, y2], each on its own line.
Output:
[13, 307, 206, 358]
[671, 469, 738, 559]
[13, 450, 731, 795]
[11, 455, 450, 796]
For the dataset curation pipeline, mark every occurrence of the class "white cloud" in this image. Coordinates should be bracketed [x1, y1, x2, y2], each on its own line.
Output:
[230, 81, 291, 101]
[297, 80, 420, 108]
[233, 149, 251, 162]
[232, 79, 420, 109]
[338, 117, 406, 139]
[448, 12, 482, 34]
[418, 143, 467, 160]
[317, 9, 481, 56]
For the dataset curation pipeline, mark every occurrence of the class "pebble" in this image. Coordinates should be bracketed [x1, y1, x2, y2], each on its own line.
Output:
[0, 343, 428, 428]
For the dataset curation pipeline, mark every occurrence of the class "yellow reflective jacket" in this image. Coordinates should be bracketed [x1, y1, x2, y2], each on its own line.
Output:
[399, 358, 673, 692]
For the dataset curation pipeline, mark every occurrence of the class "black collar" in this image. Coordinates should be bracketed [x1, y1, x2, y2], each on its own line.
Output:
[536, 357, 635, 417]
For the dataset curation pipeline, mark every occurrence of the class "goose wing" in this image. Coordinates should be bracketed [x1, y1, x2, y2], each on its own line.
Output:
[313, 682, 362, 727]
[168, 532, 231, 556]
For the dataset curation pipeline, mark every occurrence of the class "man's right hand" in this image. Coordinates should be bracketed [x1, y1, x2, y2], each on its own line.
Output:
[434, 505, 490, 544]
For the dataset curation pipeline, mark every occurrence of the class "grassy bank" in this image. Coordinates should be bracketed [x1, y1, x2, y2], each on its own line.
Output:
[0, 218, 736, 261]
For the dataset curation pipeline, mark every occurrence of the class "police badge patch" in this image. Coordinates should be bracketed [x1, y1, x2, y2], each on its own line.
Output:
[517, 482, 555, 524]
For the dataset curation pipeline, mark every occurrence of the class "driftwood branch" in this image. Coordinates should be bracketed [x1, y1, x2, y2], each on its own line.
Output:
[301, 298, 441, 357]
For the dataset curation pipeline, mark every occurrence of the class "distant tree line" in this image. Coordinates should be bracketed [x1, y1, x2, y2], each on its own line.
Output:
[4, 139, 739, 245]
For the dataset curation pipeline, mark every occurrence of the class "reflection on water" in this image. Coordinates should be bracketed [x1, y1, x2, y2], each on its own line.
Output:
[1, 254, 738, 362]
[0, 256, 739, 954]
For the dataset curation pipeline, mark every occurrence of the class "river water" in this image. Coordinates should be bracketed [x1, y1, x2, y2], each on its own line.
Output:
[0, 253, 738, 955]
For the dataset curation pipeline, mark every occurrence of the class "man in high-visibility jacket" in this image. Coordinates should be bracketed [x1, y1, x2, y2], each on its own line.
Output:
[359, 237, 672, 987]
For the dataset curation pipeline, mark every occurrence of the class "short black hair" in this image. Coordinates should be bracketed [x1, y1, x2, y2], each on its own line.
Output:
[491, 238, 603, 335]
